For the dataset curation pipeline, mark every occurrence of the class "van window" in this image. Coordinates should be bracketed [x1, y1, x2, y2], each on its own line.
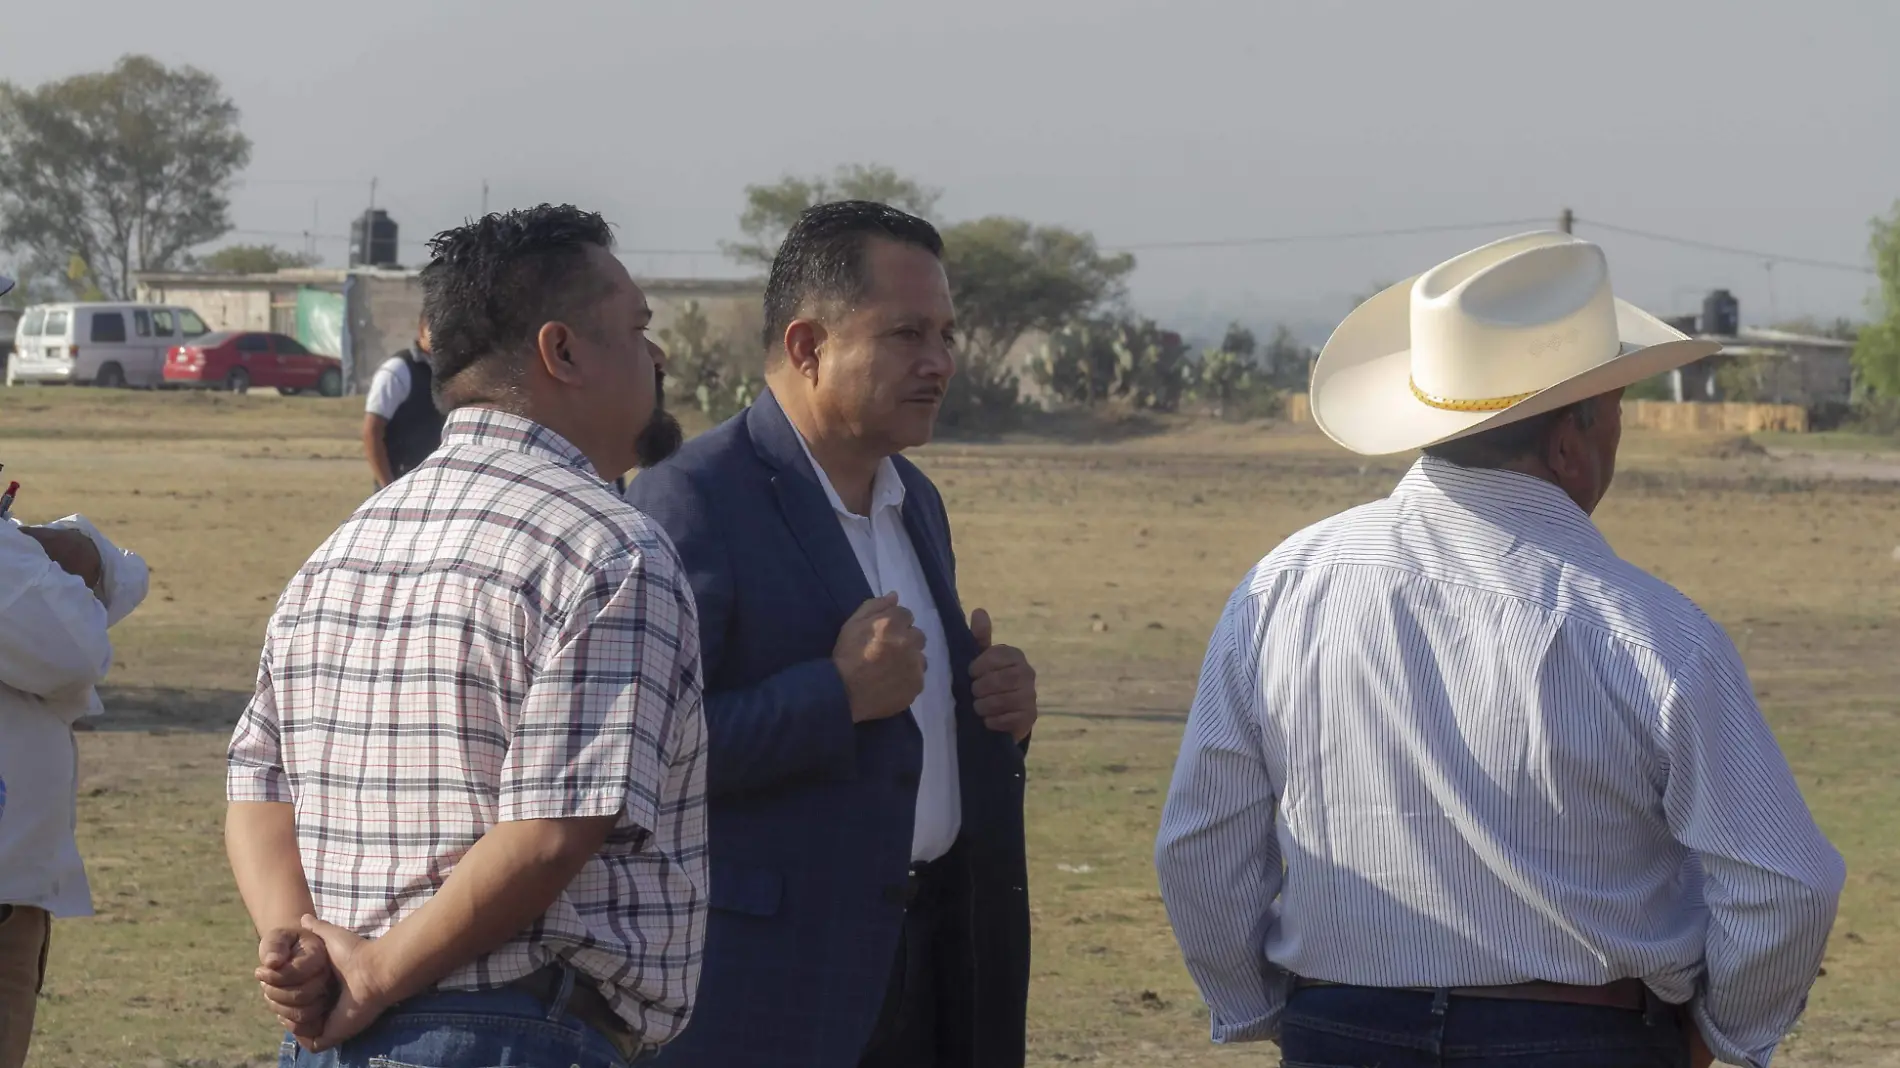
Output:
[134, 310, 152, 337]
[19, 309, 45, 337]
[178, 309, 209, 337]
[91, 312, 127, 343]
[43, 310, 69, 337]
[152, 309, 176, 337]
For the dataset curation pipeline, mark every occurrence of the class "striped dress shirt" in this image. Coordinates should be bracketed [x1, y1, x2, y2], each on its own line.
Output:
[228, 408, 708, 1045]
[1155, 457, 1843, 1068]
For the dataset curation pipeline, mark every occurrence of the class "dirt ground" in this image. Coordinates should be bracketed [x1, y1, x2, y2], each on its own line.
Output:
[5, 389, 1899, 1067]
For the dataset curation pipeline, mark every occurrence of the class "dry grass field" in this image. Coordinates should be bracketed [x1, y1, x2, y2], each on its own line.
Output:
[4, 388, 1899, 1067]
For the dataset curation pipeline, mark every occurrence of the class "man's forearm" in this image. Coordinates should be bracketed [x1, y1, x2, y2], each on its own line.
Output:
[363, 417, 394, 486]
[226, 801, 317, 935]
[359, 816, 616, 1007]
[1696, 869, 1842, 1068]
[704, 659, 856, 797]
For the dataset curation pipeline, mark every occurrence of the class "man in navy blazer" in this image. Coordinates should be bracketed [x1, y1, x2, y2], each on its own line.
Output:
[626, 202, 1036, 1068]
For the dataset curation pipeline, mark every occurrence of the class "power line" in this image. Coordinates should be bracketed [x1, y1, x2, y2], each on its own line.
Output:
[218, 213, 1880, 276]
[233, 178, 372, 188]
[1574, 217, 1875, 275]
[1098, 218, 1550, 252]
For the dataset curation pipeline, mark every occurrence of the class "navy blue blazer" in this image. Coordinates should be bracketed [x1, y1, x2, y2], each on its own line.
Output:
[627, 391, 1030, 1068]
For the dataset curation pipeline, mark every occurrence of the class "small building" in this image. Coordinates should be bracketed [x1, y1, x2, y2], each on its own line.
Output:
[1670, 327, 1857, 409]
[136, 268, 764, 395]
[1660, 291, 1858, 418]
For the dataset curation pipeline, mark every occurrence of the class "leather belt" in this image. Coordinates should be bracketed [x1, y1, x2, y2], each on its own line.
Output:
[508, 966, 645, 1060]
[1293, 976, 1651, 1011]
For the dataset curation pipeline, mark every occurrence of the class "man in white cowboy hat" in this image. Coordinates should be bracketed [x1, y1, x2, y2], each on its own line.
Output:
[1155, 232, 1844, 1068]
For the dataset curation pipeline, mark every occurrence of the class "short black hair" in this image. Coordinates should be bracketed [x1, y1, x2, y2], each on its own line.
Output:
[421, 204, 616, 405]
[1421, 397, 1600, 469]
[761, 200, 944, 358]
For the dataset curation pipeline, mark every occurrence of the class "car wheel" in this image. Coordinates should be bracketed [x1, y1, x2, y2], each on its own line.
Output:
[226, 368, 251, 394]
[96, 363, 128, 389]
[318, 368, 343, 397]
[277, 387, 303, 397]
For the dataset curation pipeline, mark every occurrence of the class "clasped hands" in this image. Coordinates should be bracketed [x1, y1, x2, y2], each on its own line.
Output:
[253, 916, 387, 1053]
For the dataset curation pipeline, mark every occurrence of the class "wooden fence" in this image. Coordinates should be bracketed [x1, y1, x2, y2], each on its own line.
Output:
[1281, 395, 1806, 434]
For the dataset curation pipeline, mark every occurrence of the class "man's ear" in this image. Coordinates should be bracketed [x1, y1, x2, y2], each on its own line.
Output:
[1543, 413, 1588, 484]
[783, 320, 826, 384]
[535, 322, 583, 386]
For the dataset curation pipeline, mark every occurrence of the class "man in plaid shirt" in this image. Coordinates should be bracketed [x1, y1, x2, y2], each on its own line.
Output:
[224, 204, 707, 1067]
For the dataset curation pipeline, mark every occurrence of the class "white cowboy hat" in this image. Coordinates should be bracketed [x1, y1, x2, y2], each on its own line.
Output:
[1309, 230, 1720, 456]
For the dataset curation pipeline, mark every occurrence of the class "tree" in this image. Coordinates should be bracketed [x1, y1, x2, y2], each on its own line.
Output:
[939, 216, 1135, 366]
[934, 216, 1135, 427]
[199, 243, 320, 274]
[0, 255, 65, 309]
[1262, 324, 1315, 390]
[0, 55, 251, 300]
[1218, 322, 1258, 359]
[1851, 203, 1900, 397]
[722, 163, 941, 269]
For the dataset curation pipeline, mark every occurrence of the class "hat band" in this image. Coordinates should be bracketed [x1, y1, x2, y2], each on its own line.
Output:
[1409, 377, 1537, 412]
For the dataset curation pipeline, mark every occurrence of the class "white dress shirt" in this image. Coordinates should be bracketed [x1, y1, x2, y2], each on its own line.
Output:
[795, 434, 960, 863]
[1155, 457, 1843, 1068]
[0, 515, 150, 917]
[363, 355, 414, 420]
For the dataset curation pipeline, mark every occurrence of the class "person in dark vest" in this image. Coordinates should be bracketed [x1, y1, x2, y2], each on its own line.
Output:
[362, 314, 447, 488]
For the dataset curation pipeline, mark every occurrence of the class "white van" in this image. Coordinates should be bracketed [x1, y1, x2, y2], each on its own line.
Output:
[7, 302, 214, 388]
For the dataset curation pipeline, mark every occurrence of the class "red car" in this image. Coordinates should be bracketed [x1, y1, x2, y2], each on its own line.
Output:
[164, 331, 345, 396]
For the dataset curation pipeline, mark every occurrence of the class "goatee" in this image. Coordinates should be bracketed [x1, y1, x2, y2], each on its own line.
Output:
[635, 371, 685, 468]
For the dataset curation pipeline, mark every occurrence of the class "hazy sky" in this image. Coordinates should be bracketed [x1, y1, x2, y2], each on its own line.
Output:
[5, 0, 1897, 340]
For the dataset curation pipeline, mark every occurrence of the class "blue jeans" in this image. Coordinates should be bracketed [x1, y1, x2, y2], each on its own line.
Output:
[1281, 985, 1690, 1068]
[279, 975, 648, 1068]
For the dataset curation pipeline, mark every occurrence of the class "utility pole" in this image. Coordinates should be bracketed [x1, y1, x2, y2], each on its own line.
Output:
[481, 180, 489, 217]
[370, 176, 378, 211]
[1559, 207, 1574, 234]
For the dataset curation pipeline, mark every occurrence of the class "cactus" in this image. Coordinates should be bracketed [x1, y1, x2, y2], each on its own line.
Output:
[1029, 316, 1192, 411]
[659, 300, 763, 422]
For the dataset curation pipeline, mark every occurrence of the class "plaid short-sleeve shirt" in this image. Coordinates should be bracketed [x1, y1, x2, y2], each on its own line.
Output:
[227, 408, 707, 1044]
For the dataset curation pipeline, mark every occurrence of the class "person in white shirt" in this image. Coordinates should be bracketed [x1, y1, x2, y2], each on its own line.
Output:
[361, 315, 445, 489]
[1156, 232, 1844, 1068]
[0, 494, 150, 1067]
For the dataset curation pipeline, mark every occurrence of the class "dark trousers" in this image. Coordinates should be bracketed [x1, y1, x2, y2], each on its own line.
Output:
[857, 860, 951, 1068]
[1282, 984, 1690, 1068]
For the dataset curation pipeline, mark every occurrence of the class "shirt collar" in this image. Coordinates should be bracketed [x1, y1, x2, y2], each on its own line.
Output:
[792, 428, 906, 518]
[442, 407, 601, 479]
[1393, 456, 1609, 554]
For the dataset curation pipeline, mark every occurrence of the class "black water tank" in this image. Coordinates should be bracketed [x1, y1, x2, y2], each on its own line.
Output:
[1701, 289, 1739, 336]
[350, 210, 399, 268]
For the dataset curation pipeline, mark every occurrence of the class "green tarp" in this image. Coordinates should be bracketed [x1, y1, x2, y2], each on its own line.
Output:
[296, 287, 344, 357]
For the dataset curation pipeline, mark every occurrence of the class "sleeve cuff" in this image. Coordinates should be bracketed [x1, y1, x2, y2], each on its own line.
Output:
[499, 790, 643, 829]
[226, 766, 292, 804]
